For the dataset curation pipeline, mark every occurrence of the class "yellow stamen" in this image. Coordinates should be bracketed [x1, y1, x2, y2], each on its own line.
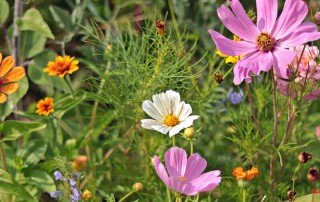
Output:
[257, 33, 275, 52]
[164, 114, 179, 127]
[177, 176, 187, 182]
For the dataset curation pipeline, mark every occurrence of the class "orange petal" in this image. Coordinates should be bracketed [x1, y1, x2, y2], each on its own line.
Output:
[0, 53, 2, 64]
[0, 93, 7, 103]
[0, 83, 19, 94]
[2, 66, 25, 83]
[0, 56, 15, 78]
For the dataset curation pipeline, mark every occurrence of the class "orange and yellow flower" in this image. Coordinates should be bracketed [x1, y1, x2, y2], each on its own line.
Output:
[44, 56, 79, 78]
[72, 155, 88, 171]
[82, 190, 93, 200]
[0, 53, 25, 104]
[232, 166, 259, 180]
[36, 97, 54, 116]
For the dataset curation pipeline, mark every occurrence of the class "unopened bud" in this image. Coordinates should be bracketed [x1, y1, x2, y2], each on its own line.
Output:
[72, 155, 88, 171]
[298, 152, 312, 164]
[82, 190, 93, 200]
[314, 12, 320, 25]
[184, 127, 195, 139]
[307, 167, 319, 182]
[133, 182, 143, 192]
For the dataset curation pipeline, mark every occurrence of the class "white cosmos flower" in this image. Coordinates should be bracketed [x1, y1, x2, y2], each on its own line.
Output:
[141, 90, 199, 137]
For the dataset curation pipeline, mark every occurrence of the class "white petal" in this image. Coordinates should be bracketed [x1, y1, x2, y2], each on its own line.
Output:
[179, 115, 199, 128]
[142, 100, 163, 121]
[152, 92, 169, 117]
[173, 101, 185, 117]
[178, 103, 192, 121]
[141, 119, 160, 130]
[151, 124, 171, 135]
[169, 125, 184, 137]
[166, 90, 181, 113]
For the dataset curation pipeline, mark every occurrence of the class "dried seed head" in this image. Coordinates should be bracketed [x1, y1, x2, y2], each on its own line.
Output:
[213, 72, 224, 84]
[314, 12, 320, 25]
[156, 20, 165, 36]
[298, 152, 312, 164]
[307, 167, 319, 182]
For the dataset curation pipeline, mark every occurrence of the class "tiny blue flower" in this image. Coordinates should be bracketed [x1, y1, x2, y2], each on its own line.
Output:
[54, 171, 64, 181]
[50, 191, 63, 199]
[227, 88, 244, 105]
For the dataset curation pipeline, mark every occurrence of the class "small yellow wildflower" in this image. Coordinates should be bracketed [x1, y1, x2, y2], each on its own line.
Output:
[82, 190, 93, 200]
[72, 155, 88, 171]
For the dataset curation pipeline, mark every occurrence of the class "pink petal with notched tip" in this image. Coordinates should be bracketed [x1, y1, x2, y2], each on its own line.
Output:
[164, 147, 187, 177]
[184, 153, 207, 181]
[272, 0, 308, 39]
[190, 170, 221, 192]
[256, 0, 278, 32]
[208, 30, 257, 56]
[217, 5, 258, 42]
[272, 47, 297, 79]
[277, 22, 320, 48]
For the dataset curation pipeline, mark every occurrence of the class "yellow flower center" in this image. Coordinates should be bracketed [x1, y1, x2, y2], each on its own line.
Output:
[164, 114, 179, 127]
[177, 176, 187, 182]
[257, 33, 275, 52]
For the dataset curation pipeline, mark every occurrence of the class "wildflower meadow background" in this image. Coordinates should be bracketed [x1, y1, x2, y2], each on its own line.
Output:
[0, 0, 320, 201]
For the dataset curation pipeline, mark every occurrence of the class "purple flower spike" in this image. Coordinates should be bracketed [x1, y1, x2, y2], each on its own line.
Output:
[70, 187, 81, 202]
[54, 171, 64, 181]
[50, 191, 63, 198]
[69, 179, 77, 187]
[153, 147, 221, 196]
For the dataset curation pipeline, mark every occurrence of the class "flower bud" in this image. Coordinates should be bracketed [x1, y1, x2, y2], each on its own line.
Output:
[212, 72, 224, 84]
[314, 12, 320, 25]
[133, 182, 143, 192]
[307, 167, 319, 182]
[183, 127, 195, 139]
[298, 152, 312, 164]
[72, 155, 88, 172]
[82, 190, 93, 200]
[287, 190, 297, 201]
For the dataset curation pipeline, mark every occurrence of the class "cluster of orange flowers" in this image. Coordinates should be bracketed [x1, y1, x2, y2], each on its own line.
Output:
[232, 167, 259, 180]
[35, 55, 79, 115]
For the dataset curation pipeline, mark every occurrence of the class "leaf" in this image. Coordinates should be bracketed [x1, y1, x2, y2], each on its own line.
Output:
[20, 31, 47, 59]
[17, 139, 47, 165]
[49, 6, 73, 31]
[0, 121, 46, 142]
[284, 194, 320, 202]
[17, 8, 54, 39]
[0, 77, 29, 121]
[26, 170, 55, 192]
[0, 169, 36, 201]
[0, 0, 9, 24]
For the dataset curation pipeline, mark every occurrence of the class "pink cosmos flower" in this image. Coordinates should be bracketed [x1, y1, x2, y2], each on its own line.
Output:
[277, 45, 320, 101]
[153, 147, 221, 196]
[208, 0, 320, 85]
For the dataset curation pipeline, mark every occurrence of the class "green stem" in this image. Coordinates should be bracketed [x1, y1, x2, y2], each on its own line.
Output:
[167, 0, 181, 43]
[0, 142, 8, 172]
[119, 190, 135, 202]
[166, 187, 172, 202]
[190, 140, 193, 155]
[172, 136, 176, 147]
[53, 116, 76, 138]
[195, 194, 199, 202]
[49, 116, 58, 154]
[64, 76, 76, 99]
[242, 188, 246, 202]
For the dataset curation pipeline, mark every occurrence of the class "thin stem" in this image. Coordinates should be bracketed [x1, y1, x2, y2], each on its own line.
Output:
[195, 194, 199, 202]
[118, 190, 135, 202]
[292, 163, 301, 200]
[64, 76, 76, 98]
[172, 136, 176, 147]
[0, 142, 8, 172]
[12, 0, 23, 64]
[242, 188, 247, 202]
[49, 116, 58, 154]
[167, 0, 181, 43]
[166, 187, 172, 202]
[190, 140, 193, 155]
[245, 83, 263, 138]
[270, 70, 279, 192]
